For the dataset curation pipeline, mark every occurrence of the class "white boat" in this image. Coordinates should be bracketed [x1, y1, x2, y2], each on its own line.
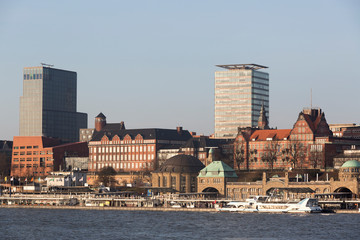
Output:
[217, 196, 322, 213]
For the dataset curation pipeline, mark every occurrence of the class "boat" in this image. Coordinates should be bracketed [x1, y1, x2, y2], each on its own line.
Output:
[217, 196, 322, 213]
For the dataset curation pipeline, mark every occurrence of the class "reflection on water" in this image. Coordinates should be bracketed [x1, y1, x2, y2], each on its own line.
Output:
[0, 209, 359, 240]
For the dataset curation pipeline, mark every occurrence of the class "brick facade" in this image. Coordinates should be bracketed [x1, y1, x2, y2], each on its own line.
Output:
[11, 136, 88, 177]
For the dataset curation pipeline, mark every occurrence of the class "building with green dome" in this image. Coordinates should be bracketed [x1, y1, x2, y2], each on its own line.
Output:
[339, 160, 360, 182]
[197, 161, 238, 196]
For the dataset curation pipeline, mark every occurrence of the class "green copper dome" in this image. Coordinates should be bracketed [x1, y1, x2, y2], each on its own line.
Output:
[341, 160, 360, 168]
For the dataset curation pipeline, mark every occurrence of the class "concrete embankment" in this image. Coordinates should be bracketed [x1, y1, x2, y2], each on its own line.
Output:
[0, 204, 217, 212]
[334, 209, 360, 214]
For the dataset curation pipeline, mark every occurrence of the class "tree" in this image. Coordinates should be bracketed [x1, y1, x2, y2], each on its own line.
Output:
[97, 166, 117, 187]
[261, 140, 280, 171]
[287, 141, 306, 169]
[309, 149, 323, 169]
[234, 141, 246, 170]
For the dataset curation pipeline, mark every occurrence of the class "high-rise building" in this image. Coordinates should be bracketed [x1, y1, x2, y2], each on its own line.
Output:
[20, 66, 87, 142]
[215, 64, 269, 138]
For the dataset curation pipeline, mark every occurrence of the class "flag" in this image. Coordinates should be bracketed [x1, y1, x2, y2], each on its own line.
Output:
[30, 177, 34, 182]
[65, 178, 69, 181]
[25, 178, 27, 182]
[4, 177, 7, 182]
[79, 177, 83, 182]
[38, 177, 41, 182]
[72, 176, 76, 181]
[10, 177, 14, 181]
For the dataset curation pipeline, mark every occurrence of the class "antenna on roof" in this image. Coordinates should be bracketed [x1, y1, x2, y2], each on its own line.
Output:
[41, 63, 54, 68]
[310, 88, 312, 109]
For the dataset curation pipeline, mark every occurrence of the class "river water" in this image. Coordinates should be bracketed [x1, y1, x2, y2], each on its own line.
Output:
[0, 208, 359, 239]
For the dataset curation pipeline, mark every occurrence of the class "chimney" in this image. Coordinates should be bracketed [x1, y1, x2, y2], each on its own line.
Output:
[177, 126, 183, 135]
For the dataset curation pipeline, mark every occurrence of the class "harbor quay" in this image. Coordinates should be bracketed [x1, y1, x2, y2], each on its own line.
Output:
[1, 193, 360, 213]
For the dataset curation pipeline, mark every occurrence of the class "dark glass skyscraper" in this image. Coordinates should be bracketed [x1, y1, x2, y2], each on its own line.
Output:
[20, 66, 87, 142]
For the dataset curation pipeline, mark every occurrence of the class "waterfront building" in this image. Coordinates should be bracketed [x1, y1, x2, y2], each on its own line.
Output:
[333, 147, 360, 169]
[197, 161, 360, 200]
[20, 66, 87, 142]
[197, 161, 238, 197]
[46, 171, 87, 187]
[329, 123, 360, 139]
[11, 136, 88, 177]
[152, 154, 204, 193]
[88, 113, 193, 172]
[215, 64, 269, 138]
[233, 108, 360, 170]
[79, 128, 95, 142]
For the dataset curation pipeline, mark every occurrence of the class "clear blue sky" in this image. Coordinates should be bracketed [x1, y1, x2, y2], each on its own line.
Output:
[1, 0, 359, 140]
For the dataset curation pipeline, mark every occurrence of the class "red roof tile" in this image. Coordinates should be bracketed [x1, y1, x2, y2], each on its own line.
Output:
[250, 129, 291, 141]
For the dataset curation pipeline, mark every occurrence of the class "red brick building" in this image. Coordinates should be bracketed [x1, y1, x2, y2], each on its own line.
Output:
[234, 108, 358, 170]
[88, 113, 193, 173]
[329, 124, 360, 139]
[11, 136, 88, 177]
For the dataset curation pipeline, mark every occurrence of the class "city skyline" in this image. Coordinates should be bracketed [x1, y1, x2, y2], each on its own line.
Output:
[1, 0, 359, 140]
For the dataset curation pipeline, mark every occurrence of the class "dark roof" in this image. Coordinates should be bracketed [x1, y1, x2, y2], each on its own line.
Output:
[96, 112, 106, 119]
[91, 127, 192, 142]
[181, 136, 232, 149]
[156, 154, 205, 173]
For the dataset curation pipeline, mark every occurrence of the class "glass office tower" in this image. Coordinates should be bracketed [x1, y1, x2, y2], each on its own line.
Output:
[20, 66, 87, 142]
[215, 64, 269, 138]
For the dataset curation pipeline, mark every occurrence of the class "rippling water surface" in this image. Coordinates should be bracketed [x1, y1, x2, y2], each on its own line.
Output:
[0, 208, 359, 239]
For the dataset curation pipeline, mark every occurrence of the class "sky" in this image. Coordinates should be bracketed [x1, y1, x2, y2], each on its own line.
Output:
[0, 0, 359, 140]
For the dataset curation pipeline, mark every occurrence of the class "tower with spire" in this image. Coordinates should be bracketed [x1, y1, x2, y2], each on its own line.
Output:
[257, 104, 269, 130]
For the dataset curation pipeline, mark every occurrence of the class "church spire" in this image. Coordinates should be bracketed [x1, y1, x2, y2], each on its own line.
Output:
[258, 104, 269, 129]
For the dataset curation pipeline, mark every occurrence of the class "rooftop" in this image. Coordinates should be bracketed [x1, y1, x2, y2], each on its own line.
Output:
[216, 64, 268, 70]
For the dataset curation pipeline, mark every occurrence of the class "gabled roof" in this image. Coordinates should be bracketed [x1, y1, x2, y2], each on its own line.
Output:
[96, 112, 106, 119]
[198, 161, 238, 178]
[249, 129, 291, 141]
[91, 127, 192, 142]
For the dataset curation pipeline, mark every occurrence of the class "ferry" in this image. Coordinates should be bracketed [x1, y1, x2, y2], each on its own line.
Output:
[217, 196, 322, 213]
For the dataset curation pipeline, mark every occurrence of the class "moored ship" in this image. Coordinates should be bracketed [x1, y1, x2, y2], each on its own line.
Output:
[217, 196, 322, 213]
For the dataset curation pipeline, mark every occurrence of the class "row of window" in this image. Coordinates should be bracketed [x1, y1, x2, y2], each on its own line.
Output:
[13, 151, 52, 156]
[91, 145, 155, 153]
[12, 164, 53, 168]
[13, 157, 52, 162]
[92, 154, 155, 161]
[13, 146, 39, 150]
[94, 162, 153, 170]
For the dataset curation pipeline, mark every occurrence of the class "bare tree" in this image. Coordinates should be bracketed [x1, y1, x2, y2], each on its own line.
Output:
[309, 149, 323, 169]
[261, 140, 280, 171]
[234, 141, 246, 170]
[97, 166, 117, 187]
[286, 141, 306, 169]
